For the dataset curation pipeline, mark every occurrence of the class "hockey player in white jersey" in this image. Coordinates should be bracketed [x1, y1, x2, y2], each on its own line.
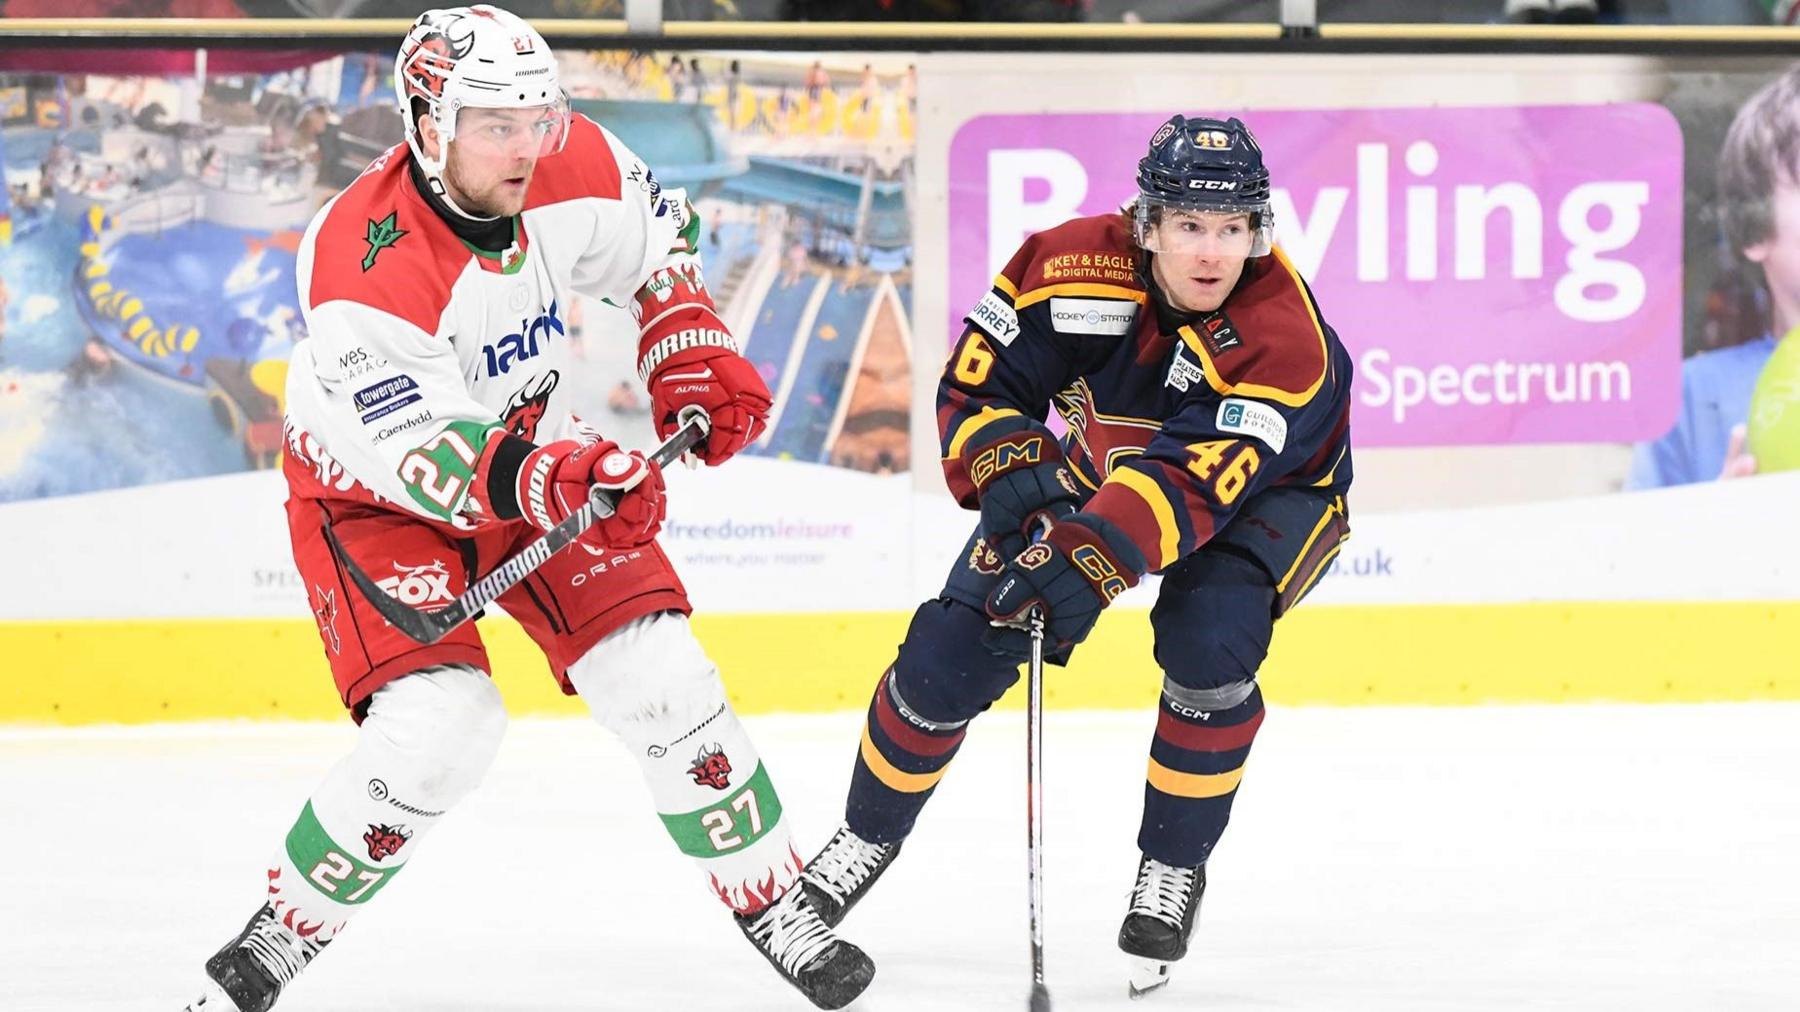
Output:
[183, 8, 872, 1010]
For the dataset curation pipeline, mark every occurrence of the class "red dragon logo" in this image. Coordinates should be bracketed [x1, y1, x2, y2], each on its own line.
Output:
[688, 743, 733, 790]
[399, 12, 477, 102]
[501, 370, 559, 441]
[363, 823, 412, 861]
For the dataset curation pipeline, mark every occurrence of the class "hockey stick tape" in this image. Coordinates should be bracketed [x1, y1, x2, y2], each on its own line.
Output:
[676, 404, 710, 469]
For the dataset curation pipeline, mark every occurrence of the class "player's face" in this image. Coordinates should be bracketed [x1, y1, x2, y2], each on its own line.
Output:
[1148, 211, 1252, 314]
[439, 106, 559, 218]
[1744, 178, 1800, 328]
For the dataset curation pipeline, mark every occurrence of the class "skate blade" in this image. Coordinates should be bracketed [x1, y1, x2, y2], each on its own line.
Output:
[1127, 958, 1170, 999]
[182, 981, 236, 1011]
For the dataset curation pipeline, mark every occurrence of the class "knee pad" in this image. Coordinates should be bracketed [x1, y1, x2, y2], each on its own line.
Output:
[892, 598, 1020, 725]
[356, 663, 508, 811]
[1151, 549, 1275, 692]
[565, 611, 726, 753]
[276, 664, 506, 938]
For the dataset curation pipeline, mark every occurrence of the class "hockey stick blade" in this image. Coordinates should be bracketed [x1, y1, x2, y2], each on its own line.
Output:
[325, 413, 709, 645]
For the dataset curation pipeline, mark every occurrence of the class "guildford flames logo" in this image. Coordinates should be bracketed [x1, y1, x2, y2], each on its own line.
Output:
[688, 743, 733, 790]
[364, 823, 412, 861]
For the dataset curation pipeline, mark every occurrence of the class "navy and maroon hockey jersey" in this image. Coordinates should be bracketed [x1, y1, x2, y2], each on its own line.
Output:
[940, 212, 1353, 577]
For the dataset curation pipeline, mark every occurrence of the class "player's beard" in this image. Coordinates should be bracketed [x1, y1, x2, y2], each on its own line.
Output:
[443, 155, 534, 219]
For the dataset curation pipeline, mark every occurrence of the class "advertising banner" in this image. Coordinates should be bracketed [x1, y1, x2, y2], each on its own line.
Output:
[5, 49, 1800, 720]
[0, 49, 919, 620]
[948, 104, 1685, 448]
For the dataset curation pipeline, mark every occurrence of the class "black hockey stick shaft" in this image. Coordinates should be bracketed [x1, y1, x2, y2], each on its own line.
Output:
[326, 412, 708, 645]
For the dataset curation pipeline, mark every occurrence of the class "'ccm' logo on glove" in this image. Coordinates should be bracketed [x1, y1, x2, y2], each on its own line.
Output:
[1070, 544, 1128, 601]
[969, 435, 1043, 489]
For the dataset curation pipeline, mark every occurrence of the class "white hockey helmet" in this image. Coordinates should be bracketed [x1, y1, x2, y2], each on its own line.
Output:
[393, 5, 570, 193]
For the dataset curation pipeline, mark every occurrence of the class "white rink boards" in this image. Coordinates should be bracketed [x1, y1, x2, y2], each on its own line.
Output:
[4, 705, 1797, 1011]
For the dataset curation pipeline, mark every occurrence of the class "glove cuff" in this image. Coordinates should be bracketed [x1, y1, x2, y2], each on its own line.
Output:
[637, 327, 740, 383]
[960, 419, 1070, 495]
[514, 439, 581, 531]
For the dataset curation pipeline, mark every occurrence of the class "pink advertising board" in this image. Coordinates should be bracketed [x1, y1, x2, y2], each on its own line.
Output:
[946, 105, 1684, 447]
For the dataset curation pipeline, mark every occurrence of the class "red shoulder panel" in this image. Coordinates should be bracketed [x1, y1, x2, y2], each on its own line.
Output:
[304, 150, 463, 336]
[522, 113, 624, 211]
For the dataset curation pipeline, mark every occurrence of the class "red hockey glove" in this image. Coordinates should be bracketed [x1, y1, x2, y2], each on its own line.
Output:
[645, 346, 771, 466]
[515, 438, 666, 550]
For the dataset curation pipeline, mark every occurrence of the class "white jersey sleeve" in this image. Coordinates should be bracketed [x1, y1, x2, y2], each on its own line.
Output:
[555, 118, 738, 384]
[564, 123, 704, 309]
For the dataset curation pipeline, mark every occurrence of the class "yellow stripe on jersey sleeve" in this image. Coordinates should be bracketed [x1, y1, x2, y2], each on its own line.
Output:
[1108, 466, 1182, 570]
[1013, 282, 1147, 311]
[944, 405, 1024, 460]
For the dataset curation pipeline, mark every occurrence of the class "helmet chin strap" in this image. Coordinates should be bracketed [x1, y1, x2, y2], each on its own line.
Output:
[423, 168, 500, 223]
[408, 120, 501, 224]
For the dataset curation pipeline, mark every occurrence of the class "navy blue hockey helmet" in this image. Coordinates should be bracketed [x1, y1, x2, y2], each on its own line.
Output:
[1133, 115, 1274, 257]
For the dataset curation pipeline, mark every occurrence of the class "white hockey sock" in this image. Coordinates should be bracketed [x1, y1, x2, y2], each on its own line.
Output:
[266, 665, 506, 941]
[568, 612, 802, 916]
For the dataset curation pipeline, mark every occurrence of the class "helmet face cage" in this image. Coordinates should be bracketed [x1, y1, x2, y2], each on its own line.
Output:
[1134, 115, 1275, 257]
[394, 5, 569, 177]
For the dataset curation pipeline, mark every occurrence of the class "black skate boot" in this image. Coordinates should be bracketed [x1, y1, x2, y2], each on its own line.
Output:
[183, 904, 329, 1012]
[799, 825, 901, 928]
[1118, 855, 1205, 999]
[736, 887, 876, 1010]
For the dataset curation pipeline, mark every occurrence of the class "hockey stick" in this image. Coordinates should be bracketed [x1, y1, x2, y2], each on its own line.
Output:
[324, 410, 708, 646]
[1026, 605, 1052, 1012]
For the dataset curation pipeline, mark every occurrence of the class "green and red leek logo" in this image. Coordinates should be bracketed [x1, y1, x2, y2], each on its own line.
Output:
[363, 212, 407, 271]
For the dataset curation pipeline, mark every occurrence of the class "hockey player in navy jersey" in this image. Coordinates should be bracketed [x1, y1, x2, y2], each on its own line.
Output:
[799, 115, 1354, 996]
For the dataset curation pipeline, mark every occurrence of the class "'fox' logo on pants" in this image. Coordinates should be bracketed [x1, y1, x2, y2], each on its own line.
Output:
[375, 560, 452, 608]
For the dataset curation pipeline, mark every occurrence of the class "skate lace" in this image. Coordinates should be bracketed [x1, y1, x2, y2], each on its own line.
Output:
[807, 828, 891, 902]
[1129, 858, 1197, 930]
[750, 891, 840, 977]
[241, 913, 320, 989]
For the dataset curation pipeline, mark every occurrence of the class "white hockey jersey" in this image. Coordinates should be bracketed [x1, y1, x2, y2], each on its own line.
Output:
[283, 113, 727, 529]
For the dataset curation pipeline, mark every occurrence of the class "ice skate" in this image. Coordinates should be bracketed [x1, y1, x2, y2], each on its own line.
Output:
[799, 824, 902, 928]
[182, 904, 328, 1012]
[1118, 856, 1204, 999]
[737, 886, 875, 1010]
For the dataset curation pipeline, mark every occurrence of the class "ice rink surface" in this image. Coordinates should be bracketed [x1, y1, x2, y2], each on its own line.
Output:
[5, 703, 1797, 1011]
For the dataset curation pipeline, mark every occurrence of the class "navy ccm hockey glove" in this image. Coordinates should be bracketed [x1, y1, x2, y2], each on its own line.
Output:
[983, 513, 1145, 655]
[962, 424, 1081, 559]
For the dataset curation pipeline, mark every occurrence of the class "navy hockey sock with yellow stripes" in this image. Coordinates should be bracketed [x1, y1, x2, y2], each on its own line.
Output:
[1139, 681, 1266, 867]
[844, 667, 970, 844]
